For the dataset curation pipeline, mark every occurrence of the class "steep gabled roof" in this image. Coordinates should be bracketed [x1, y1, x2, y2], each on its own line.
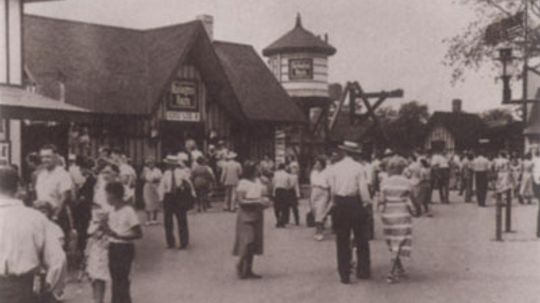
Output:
[23, 15, 305, 124]
[24, 15, 200, 115]
[262, 14, 336, 57]
[428, 111, 486, 146]
[213, 41, 306, 124]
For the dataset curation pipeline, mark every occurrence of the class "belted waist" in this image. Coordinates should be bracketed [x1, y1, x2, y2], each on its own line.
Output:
[334, 195, 362, 205]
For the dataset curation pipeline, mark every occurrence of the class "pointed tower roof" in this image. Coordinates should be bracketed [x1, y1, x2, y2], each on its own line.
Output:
[263, 13, 336, 57]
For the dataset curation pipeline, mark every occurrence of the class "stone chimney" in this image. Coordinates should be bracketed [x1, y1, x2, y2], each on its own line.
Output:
[197, 14, 214, 41]
[452, 98, 462, 113]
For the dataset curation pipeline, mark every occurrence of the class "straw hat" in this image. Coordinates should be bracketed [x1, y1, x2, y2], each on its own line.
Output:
[163, 155, 179, 165]
[177, 152, 189, 163]
[338, 141, 362, 154]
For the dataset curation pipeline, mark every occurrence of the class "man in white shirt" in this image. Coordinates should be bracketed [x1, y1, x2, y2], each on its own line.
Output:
[473, 151, 491, 207]
[325, 141, 372, 284]
[35, 144, 74, 233]
[0, 166, 67, 303]
[431, 150, 450, 204]
[160, 155, 194, 249]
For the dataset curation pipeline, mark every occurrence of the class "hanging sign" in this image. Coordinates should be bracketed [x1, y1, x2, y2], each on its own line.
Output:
[169, 80, 198, 110]
[289, 58, 313, 80]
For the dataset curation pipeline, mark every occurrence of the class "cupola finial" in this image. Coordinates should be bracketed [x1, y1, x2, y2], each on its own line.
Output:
[296, 13, 302, 28]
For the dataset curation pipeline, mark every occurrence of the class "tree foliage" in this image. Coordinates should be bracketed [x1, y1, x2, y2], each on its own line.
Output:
[480, 107, 516, 124]
[371, 101, 430, 153]
[443, 0, 539, 83]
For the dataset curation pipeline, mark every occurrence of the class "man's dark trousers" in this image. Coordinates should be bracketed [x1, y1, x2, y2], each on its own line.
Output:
[475, 171, 488, 207]
[274, 188, 289, 227]
[332, 196, 371, 281]
[163, 193, 189, 248]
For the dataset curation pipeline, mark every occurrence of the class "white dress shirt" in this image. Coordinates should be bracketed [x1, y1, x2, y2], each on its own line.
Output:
[326, 156, 372, 203]
[36, 166, 73, 210]
[473, 156, 491, 172]
[160, 168, 193, 195]
[0, 195, 66, 287]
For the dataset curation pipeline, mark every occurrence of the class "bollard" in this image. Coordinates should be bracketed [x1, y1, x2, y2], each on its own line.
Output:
[504, 190, 512, 233]
[495, 193, 503, 241]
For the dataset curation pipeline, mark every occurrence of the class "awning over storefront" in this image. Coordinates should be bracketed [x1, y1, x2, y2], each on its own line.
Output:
[0, 85, 93, 122]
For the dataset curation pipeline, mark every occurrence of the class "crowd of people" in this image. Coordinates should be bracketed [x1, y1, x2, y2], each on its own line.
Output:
[1, 138, 540, 302]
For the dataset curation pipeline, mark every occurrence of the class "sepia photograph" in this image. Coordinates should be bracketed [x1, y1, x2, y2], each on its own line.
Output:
[0, 0, 539, 302]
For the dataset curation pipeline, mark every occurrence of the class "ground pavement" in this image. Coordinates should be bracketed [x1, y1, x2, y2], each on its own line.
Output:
[64, 192, 540, 303]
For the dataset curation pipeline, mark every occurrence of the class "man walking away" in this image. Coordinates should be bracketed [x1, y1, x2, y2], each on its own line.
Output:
[473, 151, 491, 207]
[326, 141, 372, 284]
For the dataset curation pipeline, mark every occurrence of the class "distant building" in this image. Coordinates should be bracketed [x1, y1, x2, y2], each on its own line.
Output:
[424, 99, 485, 152]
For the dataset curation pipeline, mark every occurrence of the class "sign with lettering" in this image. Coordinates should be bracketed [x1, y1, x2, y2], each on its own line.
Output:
[169, 80, 198, 110]
[289, 58, 313, 80]
[165, 111, 201, 122]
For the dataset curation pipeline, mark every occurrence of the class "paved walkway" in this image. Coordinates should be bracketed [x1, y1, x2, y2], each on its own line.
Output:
[64, 192, 540, 303]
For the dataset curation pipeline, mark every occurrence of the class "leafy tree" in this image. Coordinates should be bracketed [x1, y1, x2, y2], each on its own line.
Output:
[443, 0, 540, 83]
[480, 107, 516, 124]
[370, 101, 430, 153]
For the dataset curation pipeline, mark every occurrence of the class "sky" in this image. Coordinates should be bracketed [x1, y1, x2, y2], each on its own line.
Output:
[26, 0, 509, 113]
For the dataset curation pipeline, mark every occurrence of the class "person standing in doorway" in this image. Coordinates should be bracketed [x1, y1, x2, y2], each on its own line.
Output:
[221, 151, 242, 212]
[473, 151, 491, 207]
[326, 141, 372, 284]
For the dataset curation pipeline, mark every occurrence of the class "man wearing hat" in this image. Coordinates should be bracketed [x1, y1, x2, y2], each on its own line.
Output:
[326, 141, 372, 284]
[160, 155, 194, 249]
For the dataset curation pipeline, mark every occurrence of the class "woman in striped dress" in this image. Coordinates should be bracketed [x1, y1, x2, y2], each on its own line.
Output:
[377, 156, 415, 284]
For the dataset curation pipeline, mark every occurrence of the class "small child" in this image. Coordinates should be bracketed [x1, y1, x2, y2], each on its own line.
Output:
[85, 205, 110, 303]
[103, 181, 143, 303]
[33, 200, 67, 303]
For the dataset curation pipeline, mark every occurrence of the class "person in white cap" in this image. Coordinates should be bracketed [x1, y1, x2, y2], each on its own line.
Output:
[221, 151, 243, 212]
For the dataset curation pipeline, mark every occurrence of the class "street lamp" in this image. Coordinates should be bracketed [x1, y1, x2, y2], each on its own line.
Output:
[498, 47, 514, 103]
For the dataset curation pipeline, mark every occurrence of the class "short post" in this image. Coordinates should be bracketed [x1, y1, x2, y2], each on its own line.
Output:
[504, 190, 512, 233]
[495, 193, 503, 241]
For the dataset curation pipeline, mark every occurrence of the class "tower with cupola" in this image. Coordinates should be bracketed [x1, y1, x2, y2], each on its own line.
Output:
[263, 13, 336, 171]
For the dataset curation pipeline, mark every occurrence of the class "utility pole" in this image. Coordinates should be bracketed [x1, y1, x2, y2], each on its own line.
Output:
[523, 0, 529, 134]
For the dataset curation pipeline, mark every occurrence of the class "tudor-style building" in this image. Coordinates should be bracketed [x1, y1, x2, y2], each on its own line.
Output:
[22, 14, 305, 165]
